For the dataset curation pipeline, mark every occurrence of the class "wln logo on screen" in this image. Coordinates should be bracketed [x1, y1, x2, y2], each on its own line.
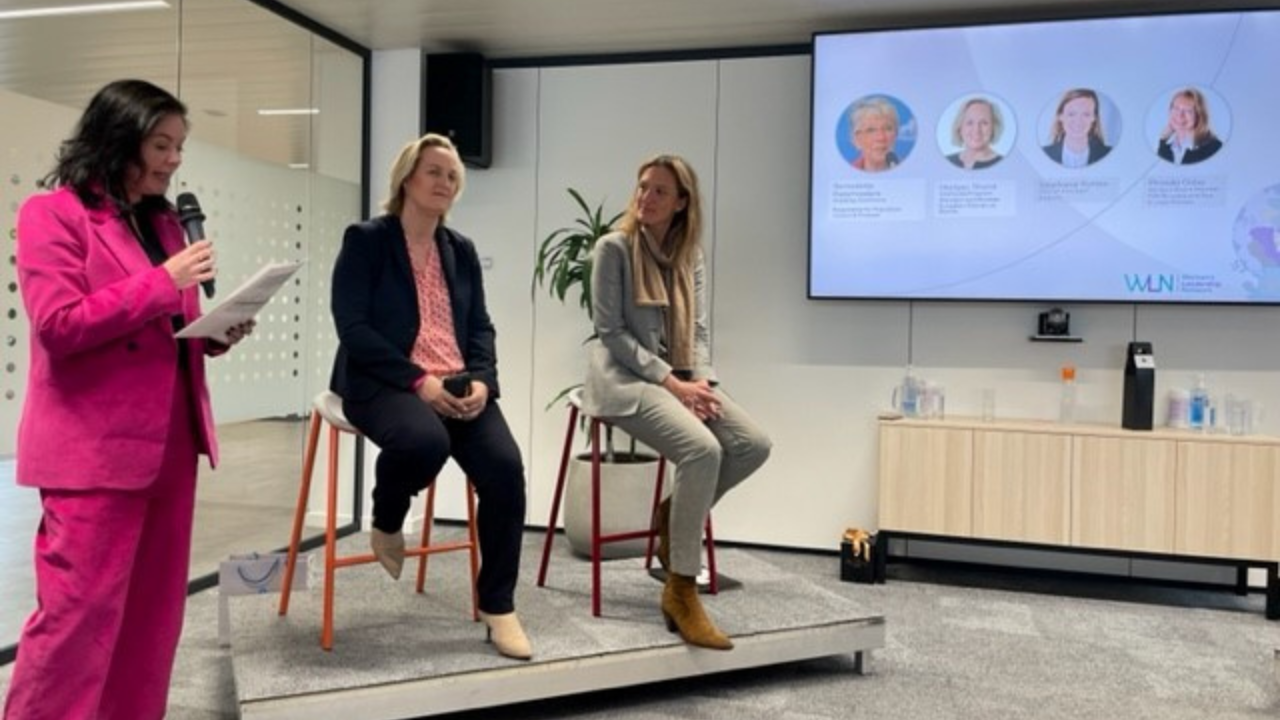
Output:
[1124, 274, 1175, 294]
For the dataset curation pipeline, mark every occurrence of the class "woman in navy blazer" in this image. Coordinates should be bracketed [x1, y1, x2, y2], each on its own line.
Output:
[330, 134, 530, 660]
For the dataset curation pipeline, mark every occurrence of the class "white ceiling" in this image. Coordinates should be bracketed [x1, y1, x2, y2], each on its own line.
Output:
[275, 0, 1227, 57]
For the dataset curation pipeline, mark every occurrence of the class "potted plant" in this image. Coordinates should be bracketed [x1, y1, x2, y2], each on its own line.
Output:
[534, 188, 659, 558]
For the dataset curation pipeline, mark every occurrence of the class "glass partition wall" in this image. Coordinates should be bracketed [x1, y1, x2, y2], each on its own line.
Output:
[0, 0, 368, 656]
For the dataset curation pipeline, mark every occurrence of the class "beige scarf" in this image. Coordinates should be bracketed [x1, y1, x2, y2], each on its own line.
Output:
[631, 228, 695, 372]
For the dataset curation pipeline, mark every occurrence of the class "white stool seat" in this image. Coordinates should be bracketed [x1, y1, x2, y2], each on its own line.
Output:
[313, 390, 358, 435]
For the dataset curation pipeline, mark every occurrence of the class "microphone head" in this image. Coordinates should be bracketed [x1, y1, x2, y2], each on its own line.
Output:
[176, 192, 205, 223]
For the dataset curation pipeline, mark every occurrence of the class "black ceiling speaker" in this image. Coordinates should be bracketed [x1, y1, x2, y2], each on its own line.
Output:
[422, 52, 492, 169]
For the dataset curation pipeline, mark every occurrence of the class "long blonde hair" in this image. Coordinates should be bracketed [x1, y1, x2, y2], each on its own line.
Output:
[382, 133, 466, 217]
[616, 153, 703, 266]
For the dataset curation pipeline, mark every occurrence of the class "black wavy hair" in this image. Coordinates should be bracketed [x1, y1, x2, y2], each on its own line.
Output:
[43, 79, 187, 214]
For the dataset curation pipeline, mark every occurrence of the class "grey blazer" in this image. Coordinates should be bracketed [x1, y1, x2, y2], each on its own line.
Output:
[581, 231, 714, 418]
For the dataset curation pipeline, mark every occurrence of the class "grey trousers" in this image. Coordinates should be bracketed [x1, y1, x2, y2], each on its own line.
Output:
[605, 384, 771, 577]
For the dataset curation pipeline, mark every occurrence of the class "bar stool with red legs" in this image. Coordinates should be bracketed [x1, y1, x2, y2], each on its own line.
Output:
[536, 389, 717, 617]
[278, 390, 480, 651]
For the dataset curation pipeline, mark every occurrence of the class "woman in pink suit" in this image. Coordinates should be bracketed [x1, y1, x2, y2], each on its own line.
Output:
[3, 79, 252, 720]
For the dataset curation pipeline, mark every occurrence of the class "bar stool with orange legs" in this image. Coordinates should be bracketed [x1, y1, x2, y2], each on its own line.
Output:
[536, 389, 717, 617]
[278, 390, 480, 651]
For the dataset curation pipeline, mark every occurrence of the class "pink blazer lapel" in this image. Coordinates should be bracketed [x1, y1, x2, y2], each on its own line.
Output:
[86, 202, 153, 279]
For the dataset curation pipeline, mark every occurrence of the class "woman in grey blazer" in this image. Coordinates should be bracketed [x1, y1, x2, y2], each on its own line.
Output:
[582, 154, 771, 650]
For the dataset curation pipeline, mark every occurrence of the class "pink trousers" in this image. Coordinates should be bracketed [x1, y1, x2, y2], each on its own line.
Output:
[3, 382, 199, 720]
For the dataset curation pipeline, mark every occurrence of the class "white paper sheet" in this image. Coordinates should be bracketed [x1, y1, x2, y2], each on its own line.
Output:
[176, 260, 305, 343]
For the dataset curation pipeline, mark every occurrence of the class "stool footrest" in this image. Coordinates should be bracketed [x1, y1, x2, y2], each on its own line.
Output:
[597, 529, 656, 545]
[406, 542, 472, 557]
[334, 553, 378, 569]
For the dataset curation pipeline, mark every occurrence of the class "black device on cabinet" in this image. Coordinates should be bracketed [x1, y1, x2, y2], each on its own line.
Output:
[1122, 341, 1156, 431]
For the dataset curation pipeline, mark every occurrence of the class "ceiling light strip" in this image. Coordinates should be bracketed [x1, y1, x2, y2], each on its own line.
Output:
[258, 108, 320, 116]
[0, 1, 170, 21]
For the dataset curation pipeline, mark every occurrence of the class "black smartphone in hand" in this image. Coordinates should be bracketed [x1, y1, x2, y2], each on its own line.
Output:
[442, 372, 472, 397]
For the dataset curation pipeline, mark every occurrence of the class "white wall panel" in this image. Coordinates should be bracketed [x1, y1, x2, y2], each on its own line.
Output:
[369, 49, 423, 214]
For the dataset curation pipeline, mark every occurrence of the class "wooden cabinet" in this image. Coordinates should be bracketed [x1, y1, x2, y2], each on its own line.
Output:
[878, 417, 1280, 562]
[878, 424, 972, 537]
[972, 429, 1071, 545]
[1176, 441, 1280, 560]
[1071, 435, 1176, 553]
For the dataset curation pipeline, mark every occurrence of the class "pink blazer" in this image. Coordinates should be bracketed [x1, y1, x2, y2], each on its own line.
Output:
[15, 186, 219, 491]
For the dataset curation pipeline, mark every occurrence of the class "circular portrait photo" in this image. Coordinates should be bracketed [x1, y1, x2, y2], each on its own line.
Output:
[835, 94, 918, 173]
[937, 94, 1017, 170]
[1039, 88, 1122, 168]
[1147, 86, 1230, 166]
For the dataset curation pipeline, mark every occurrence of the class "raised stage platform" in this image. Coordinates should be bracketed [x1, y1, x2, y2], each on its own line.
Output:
[226, 536, 885, 719]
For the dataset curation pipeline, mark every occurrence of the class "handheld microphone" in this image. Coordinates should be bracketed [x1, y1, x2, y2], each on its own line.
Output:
[176, 192, 215, 298]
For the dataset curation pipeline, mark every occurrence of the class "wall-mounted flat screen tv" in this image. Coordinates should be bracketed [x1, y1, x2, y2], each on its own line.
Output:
[809, 10, 1280, 303]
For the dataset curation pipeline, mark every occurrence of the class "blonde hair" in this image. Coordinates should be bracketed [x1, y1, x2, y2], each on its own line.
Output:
[950, 97, 1003, 147]
[617, 153, 703, 266]
[382, 133, 466, 217]
[1161, 88, 1214, 143]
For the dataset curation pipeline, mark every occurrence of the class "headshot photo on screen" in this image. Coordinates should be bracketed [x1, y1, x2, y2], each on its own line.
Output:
[939, 95, 1016, 170]
[836, 94, 918, 173]
[1040, 88, 1120, 168]
[1150, 86, 1228, 165]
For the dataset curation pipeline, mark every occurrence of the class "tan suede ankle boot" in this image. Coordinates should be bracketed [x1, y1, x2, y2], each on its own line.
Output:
[661, 573, 733, 650]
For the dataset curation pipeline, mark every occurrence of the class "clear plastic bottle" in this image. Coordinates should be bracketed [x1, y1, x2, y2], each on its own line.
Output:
[1059, 364, 1077, 423]
[1189, 373, 1209, 431]
[897, 365, 920, 417]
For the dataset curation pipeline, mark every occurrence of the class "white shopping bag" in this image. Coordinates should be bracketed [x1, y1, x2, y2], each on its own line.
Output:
[217, 552, 311, 646]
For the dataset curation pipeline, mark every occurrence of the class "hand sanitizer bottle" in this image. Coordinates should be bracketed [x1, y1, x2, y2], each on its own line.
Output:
[1189, 373, 1209, 431]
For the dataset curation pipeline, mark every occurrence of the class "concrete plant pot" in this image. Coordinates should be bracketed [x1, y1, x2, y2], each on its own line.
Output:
[563, 452, 662, 559]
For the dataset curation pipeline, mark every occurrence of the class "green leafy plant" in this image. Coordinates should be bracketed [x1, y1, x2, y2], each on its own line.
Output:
[533, 188, 643, 461]
[533, 188, 623, 412]
[534, 188, 624, 322]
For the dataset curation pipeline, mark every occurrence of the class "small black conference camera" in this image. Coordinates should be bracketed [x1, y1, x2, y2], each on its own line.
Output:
[1038, 307, 1070, 336]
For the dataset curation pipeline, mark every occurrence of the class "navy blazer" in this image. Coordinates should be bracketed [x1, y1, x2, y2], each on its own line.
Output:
[1157, 135, 1222, 165]
[329, 214, 499, 402]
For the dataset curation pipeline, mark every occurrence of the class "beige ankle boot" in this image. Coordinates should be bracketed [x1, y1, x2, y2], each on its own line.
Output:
[479, 611, 533, 660]
[369, 528, 405, 580]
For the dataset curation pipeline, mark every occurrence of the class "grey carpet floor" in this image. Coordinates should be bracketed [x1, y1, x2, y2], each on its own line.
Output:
[2, 531, 1279, 719]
